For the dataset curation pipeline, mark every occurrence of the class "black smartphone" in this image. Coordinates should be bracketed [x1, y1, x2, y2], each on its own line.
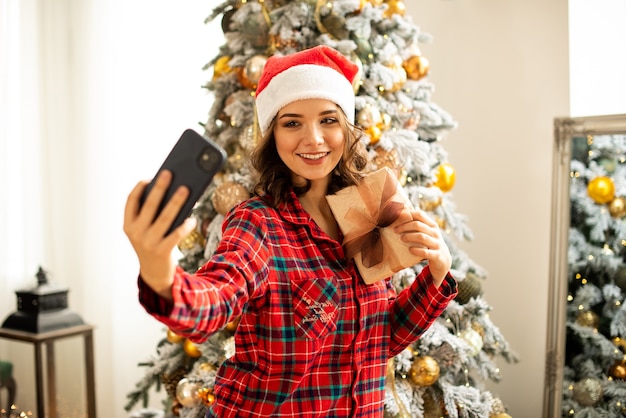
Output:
[140, 129, 227, 235]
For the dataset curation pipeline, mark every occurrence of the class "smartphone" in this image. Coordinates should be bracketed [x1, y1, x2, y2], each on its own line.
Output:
[140, 129, 227, 235]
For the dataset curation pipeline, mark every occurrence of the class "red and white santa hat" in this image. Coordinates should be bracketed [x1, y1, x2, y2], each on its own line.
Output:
[255, 45, 359, 136]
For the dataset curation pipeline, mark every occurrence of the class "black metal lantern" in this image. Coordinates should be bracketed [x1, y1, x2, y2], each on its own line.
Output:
[1, 266, 84, 333]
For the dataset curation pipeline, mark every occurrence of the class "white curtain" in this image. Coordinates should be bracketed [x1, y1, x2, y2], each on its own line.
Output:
[1, 0, 219, 415]
[0, 0, 45, 310]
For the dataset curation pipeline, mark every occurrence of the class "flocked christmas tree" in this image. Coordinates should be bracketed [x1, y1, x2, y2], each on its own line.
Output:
[561, 132, 626, 416]
[125, 1, 519, 417]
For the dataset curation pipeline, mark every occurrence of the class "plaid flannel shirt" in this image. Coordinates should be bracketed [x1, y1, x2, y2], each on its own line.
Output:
[139, 190, 457, 417]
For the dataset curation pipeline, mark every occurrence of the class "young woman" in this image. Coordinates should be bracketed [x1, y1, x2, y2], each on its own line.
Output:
[123, 45, 457, 418]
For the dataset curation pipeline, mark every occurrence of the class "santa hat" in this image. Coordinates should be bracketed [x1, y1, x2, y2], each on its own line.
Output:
[255, 45, 359, 136]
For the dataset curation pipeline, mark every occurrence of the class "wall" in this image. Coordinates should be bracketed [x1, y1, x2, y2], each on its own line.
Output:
[405, 1, 569, 417]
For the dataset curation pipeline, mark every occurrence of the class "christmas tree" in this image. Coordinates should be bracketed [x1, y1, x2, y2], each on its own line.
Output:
[125, 1, 518, 416]
[561, 132, 626, 415]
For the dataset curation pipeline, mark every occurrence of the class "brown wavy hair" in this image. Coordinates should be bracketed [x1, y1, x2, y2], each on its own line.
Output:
[249, 107, 368, 206]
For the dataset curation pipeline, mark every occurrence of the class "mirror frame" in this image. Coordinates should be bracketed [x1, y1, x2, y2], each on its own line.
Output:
[543, 113, 626, 417]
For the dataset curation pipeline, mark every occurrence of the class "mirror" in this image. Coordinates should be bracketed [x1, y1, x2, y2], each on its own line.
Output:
[544, 114, 626, 417]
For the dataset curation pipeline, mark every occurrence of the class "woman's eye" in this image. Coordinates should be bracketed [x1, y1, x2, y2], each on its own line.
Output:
[321, 117, 338, 125]
[282, 120, 299, 128]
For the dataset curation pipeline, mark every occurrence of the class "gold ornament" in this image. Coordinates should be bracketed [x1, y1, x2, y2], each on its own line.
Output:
[459, 328, 483, 356]
[403, 55, 430, 80]
[434, 163, 456, 192]
[385, 54, 407, 92]
[572, 377, 603, 407]
[183, 339, 202, 358]
[350, 53, 363, 94]
[472, 321, 485, 338]
[608, 357, 626, 380]
[587, 176, 615, 204]
[225, 315, 241, 333]
[408, 355, 440, 386]
[383, 0, 406, 17]
[213, 56, 232, 80]
[166, 329, 185, 344]
[613, 336, 626, 351]
[161, 367, 189, 400]
[242, 55, 268, 90]
[199, 362, 218, 373]
[315, 0, 349, 39]
[178, 229, 206, 252]
[455, 272, 483, 304]
[608, 196, 626, 218]
[357, 106, 383, 129]
[176, 378, 202, 407]
[419, 196, 442, 212]
[197, 387, 216, 406]
[490, 414, 512, 418]
[211, 182, 250, 215]
[575, 310, 599, 329]
[372, 147, 399, 173]
[269, 34, 299, 53]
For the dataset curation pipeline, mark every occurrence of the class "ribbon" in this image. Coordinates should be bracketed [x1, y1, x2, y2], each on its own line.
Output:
[343, 169, 410, 269]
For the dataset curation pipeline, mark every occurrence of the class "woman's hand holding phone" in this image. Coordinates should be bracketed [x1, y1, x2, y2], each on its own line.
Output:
[123, 129, 226, 300]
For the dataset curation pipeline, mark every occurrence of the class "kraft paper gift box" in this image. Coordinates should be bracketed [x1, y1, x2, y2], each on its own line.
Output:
[326, 167, 423, 284]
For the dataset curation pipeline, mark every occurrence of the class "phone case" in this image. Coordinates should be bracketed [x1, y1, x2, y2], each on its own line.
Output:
[141, 129, 227, 235]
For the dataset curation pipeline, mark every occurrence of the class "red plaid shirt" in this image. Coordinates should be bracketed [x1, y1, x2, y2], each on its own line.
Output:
[139, 190, 457, 417]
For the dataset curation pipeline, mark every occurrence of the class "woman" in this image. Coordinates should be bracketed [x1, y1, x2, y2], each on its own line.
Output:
[124, 45, 457, 417]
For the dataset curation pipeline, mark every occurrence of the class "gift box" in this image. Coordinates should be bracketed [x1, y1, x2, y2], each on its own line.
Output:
[326, 167, 423, 284]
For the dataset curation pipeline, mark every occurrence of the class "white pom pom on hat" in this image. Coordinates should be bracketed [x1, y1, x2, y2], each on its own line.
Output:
[254, 45, 359, 136]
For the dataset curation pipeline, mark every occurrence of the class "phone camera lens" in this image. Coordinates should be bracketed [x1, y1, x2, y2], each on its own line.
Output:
[198, 148, 216, 172]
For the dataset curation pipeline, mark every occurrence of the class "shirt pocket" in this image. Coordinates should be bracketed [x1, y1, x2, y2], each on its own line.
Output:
[291, 275, 339, 340]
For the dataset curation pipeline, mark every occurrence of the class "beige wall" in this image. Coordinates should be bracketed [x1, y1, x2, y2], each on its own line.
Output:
[406, 1, 570, 417]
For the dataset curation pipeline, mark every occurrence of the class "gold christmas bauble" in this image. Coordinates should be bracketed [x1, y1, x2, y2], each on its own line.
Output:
[225, 315, 241, 333]
[357, 105, 383, 129]
[166, 329, 185, 344]
[419, 196, 442, 212]
[199, 362, 218, 373]
[490, 414, 512, 418]
[587, 176, 615, 204]
[608, 196, 626, 218]
[183, 339, 202, 358]
[198, 387, 216, 406]
[455, 272, 483, 304]
[178, 229, 206, 252]
[403, 55, 430, 80]
[575, 310, 599, 329]
[372, 147, 398, 173]
[176, 378, 202, 407]
[613, 336, 626, 351]
[213, 56, 232, 80]
[408, 355, 440, 386]
[572, 377, 603, 407]
[434, 163, 456, 193]
[211, 182, 250, 215]
[459, 328, 483, 356]
[608, 357, 626, 380]
[242, 55, 268, 89]
[383, 0, 406, 17]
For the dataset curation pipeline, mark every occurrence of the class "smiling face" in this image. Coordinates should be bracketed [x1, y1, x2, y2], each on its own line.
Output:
[273, 98, 346, 187]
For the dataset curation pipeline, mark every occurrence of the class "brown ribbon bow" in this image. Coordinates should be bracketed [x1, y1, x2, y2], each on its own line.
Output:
[343, 170, 409, 269]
